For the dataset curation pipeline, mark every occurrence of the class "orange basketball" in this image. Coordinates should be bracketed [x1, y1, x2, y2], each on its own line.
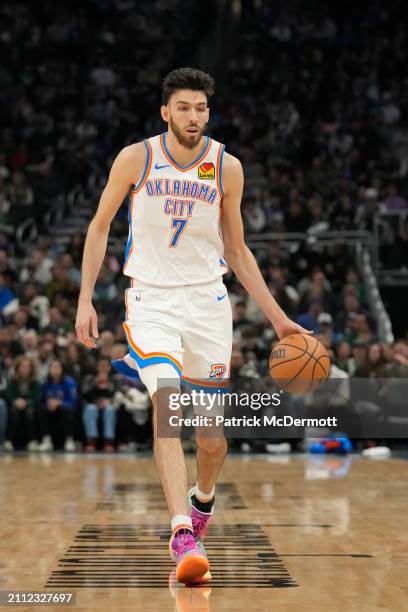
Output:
[269, 333, 330, 395]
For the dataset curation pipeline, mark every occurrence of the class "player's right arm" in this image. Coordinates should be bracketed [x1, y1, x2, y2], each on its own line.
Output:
[75, 142, 146, 348]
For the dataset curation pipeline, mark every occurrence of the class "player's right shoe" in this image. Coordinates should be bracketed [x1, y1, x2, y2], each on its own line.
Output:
[187, 487, 214, 583]
[169, 531, 210, 584]
[187, 487, 214, 543]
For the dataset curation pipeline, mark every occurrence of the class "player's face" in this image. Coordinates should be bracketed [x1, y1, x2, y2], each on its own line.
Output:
[162, 90, 209, 149]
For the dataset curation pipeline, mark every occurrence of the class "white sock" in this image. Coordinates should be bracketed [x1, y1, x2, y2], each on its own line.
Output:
[194, 483, 215, 503]
[171, 514, 193, 534]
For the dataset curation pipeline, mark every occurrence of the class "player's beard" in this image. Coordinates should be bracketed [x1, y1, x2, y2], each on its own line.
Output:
[169, 116, 207, 149]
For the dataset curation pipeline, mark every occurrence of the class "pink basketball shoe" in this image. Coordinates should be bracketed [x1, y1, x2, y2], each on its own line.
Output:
[169, 530, 209, 584]
[188, 487, 214, 542]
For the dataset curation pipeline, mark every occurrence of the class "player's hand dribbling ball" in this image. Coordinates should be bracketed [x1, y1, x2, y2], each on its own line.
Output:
[269, 333, 330, 395]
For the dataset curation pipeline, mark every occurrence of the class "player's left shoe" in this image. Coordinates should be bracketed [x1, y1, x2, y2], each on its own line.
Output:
[169, 531, 209, 584]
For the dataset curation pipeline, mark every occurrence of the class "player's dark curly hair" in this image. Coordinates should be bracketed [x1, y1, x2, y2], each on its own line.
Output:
[162, 67, 215, 105]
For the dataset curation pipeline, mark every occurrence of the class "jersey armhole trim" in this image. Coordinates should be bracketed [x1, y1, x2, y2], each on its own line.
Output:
[216, 144, 225, 197]
[132, 139, 152, 192]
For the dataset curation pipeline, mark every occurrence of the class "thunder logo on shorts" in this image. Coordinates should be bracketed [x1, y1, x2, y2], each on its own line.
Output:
[209, 364, 226, 380]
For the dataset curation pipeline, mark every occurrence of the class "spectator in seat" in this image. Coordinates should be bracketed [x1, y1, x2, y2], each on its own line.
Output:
[345, 268, 367, 304]
[240, 326, 269, 362]
[349, 341, 368, 376]
[113, 385, 151, 451]
[36, 340, 56, 382]
[268, 268, 299, 318]
[354, 313, 374, 346]
[383, 184, 407, 210]
[307, 196, 329, 234]
[284, 200, 309, 232]
[44, 265, 71, 302]
[21, 330, 39, 362]
[0, 326, 22, 369]
[354, 343, 388, 378]
[0, 195, 11, 228]
[334, 341, 354, 376]
[330, 195, 356, 230]
[385, 341, 408, 378]
[296, 298, 323, 334]
[63, 341, 95, 381]
[82, 357, 118, 452]
[335, 295, 362, 334]
[93, 262, 118, 303]
[12, 308, 31, 341]
[355, 188, 379, 230]
[67, 234, 85, 268]
[20, 284, 50, 330]
[243, 197, 266, 233]
[19, 248, 53, 285]
[316, 312, 339, 345]
[379, 342, 394, 365]
[7, 171, 33, 208]
[260, 241, 290, 270]
[233, 300, 251, 331]
[46, 306, 73, 336]
[342, 283, 360, 303]
[38, 359, 78, 452]
[58, 253, 81, 287]
[97, 331, 116, 360]
[0, 271, 16, 315]
[297, 268, 331, 308]
[4, 356, 41, 451]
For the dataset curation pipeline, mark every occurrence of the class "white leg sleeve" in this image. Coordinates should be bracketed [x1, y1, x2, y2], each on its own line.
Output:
[137, 363, 181, 398]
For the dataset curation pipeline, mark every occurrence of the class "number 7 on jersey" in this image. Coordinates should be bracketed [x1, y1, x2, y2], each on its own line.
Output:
[169, 218, 188, 248]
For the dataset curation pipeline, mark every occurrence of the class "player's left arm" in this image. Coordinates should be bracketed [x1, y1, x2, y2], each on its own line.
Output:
[221, 152, 311, 340]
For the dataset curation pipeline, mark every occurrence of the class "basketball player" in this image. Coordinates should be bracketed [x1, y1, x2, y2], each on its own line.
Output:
[76, 68, 310, 584]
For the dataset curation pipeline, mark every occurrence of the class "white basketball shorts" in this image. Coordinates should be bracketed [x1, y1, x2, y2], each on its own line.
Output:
[112, 278, 232, 392]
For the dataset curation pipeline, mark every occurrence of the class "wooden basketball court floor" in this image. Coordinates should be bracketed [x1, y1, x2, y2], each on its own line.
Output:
[0, 453, 407, 611]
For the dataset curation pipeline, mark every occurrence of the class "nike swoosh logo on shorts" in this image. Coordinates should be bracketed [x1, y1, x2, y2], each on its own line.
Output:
[155, 162, 171, 170]
[217, 294, 227, 301]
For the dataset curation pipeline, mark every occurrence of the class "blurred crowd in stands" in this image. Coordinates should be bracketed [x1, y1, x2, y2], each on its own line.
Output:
[1, 233, 407, 452]
[1, 0, 408, 452]
[217, 1, 408, 269]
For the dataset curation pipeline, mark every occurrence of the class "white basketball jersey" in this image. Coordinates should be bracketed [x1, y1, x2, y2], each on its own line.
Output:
[123, 132, 228, 287]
